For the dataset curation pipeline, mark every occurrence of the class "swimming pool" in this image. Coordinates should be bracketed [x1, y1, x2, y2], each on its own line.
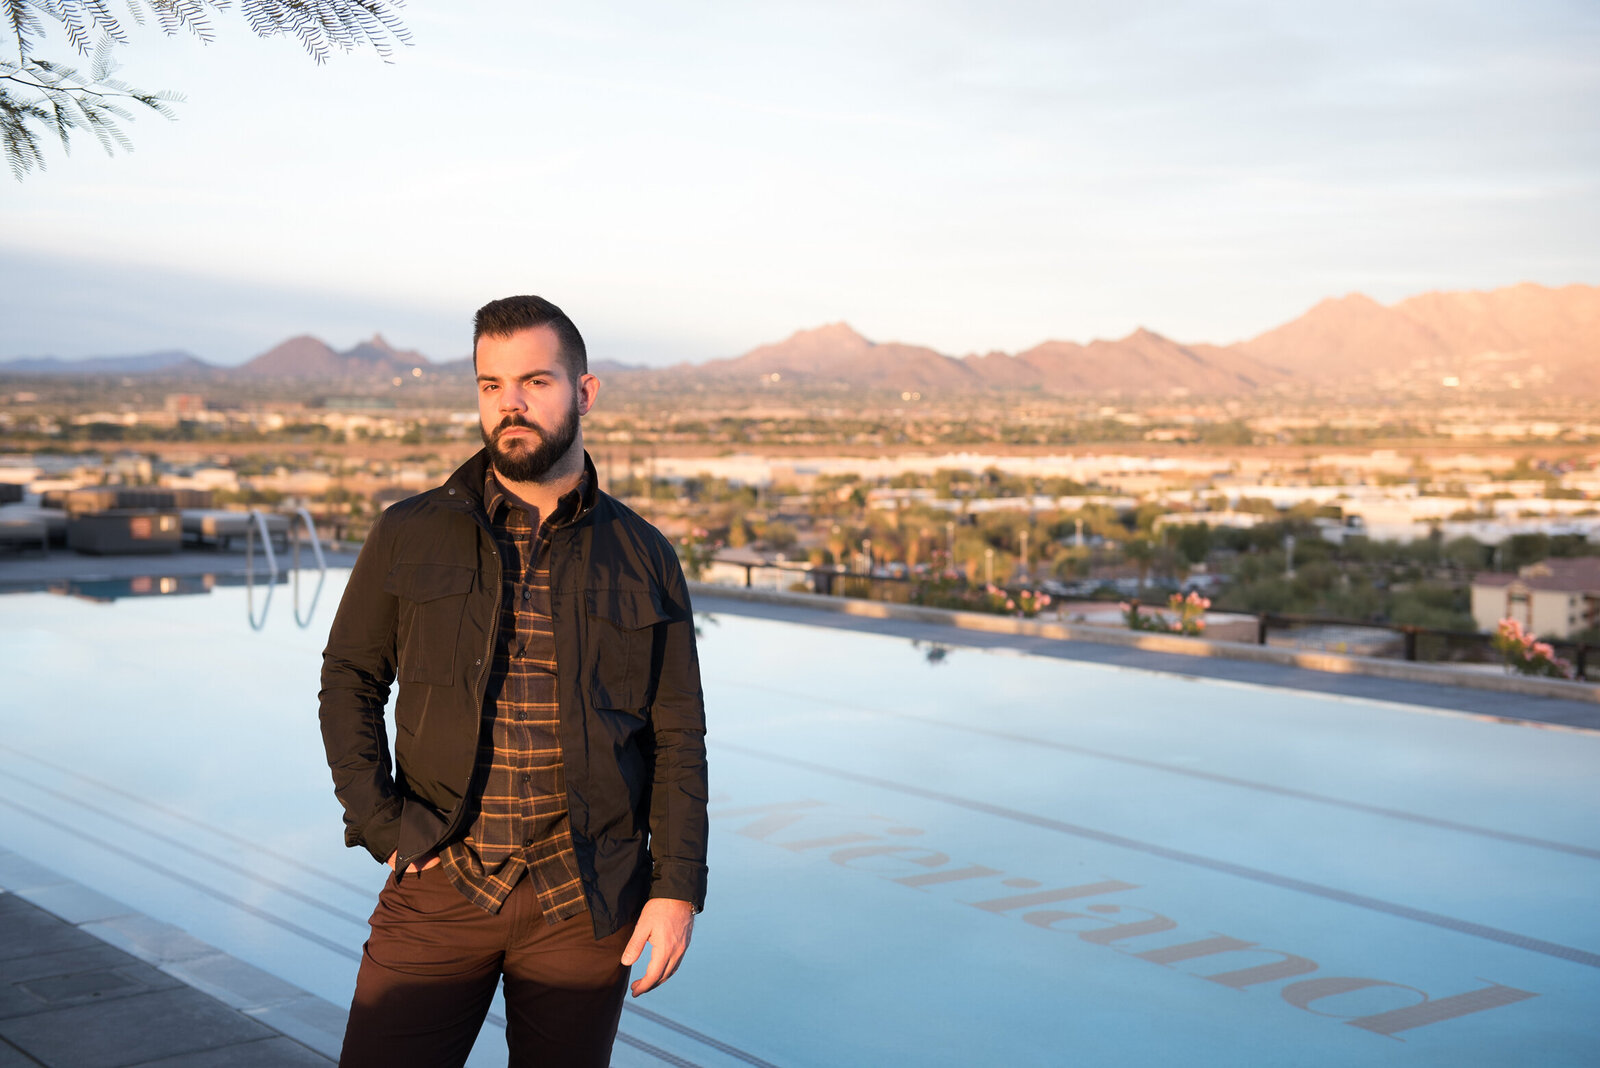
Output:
[1, 572, 1597, 1065]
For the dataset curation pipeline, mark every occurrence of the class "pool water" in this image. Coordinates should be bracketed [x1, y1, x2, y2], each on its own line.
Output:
[1, 574, 1597, 1065]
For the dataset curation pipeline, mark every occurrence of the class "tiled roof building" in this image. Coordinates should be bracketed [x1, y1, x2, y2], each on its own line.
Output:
[1471, 557, 1600, 638]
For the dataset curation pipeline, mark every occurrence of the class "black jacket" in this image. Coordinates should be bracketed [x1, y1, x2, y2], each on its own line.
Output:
[319, 449, 707, 937]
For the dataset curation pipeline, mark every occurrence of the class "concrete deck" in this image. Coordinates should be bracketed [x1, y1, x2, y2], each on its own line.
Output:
[0, 853, 337, 1067]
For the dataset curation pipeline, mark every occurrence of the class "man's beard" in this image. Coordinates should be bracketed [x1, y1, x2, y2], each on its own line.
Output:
[481, 395, 581, 483]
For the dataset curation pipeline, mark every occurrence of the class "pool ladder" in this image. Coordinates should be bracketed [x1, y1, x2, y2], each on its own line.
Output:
[244, 507, 327, 630]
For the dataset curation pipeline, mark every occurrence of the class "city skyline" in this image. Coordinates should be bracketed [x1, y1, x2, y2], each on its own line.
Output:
[2, 1, 1597, 366]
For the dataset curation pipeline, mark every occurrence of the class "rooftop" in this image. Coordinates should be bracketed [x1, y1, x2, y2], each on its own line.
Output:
[1474, 556, 1600, 594]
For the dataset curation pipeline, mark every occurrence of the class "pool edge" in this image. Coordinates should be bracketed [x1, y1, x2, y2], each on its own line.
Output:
[0, 847, 344, 1062]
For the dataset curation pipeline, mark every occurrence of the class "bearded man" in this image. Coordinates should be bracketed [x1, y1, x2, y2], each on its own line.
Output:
[319, 295, 707, 1066]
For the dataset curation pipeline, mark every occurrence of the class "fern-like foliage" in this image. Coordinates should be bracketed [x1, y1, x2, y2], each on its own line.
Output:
[0, 56, 181, 179]
[235, 1, 411, 63]
[2, 0, 408, 179]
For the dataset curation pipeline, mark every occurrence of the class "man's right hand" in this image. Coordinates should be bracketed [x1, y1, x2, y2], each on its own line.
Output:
[386, 851, 441, 873]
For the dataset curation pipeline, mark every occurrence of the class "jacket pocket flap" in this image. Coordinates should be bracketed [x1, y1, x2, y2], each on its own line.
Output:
[383, 562, 476, 602]
[585, 585, 675, 630]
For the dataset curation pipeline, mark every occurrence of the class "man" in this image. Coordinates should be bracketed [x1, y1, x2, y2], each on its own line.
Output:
[319, 295, 707, 1066]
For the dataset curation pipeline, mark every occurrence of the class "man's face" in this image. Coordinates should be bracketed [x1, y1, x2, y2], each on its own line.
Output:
[475, 325, 597, 483]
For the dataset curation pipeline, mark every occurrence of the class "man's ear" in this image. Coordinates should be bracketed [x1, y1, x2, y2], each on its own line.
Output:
[577, 373, 600, 415]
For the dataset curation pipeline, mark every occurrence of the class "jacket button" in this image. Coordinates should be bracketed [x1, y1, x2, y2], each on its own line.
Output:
[448, 488, 456, 495]
[474, 658, 482, 666]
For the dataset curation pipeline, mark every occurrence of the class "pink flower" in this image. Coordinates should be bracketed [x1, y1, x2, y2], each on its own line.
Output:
[1005, 599, 1016, 610]
[1195, 619, 1207, 630]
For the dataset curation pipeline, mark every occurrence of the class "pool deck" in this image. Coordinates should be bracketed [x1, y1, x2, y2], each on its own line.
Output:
[3, 553, 1597, 1065]
[0, 853, 338, 1066]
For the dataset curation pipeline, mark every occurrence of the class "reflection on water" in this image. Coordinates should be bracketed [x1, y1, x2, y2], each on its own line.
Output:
[691, 611, 719, 641]
[912, 638, 953, 665]
[248, 560, 326, 632]
[4, 565, 328, 632]
[54, 574, 218, 602]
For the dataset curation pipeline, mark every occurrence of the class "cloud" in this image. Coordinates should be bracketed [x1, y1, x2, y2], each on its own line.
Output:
[2, 1, 1595, 361]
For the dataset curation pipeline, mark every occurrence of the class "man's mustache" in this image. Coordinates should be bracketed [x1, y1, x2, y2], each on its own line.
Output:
[491, 415, 544, 440]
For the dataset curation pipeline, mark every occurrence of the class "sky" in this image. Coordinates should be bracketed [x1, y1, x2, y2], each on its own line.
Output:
[2, 0, 1597, 367]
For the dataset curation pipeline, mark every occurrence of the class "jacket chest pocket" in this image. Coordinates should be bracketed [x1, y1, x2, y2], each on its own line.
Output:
[586, 586, 672, 714]
[385, 562, 477, 686]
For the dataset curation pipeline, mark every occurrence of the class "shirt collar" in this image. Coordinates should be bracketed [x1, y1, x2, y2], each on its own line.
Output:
[483, 466, 590, 529]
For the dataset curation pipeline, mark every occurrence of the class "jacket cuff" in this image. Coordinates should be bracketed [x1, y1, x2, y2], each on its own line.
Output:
[651, 859, 708, 913]
[348, 805, 402, 865]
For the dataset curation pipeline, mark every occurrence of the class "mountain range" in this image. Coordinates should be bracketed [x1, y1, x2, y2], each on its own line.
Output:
[4, 283, 1596, 397]
[676, 283, 1598, 397]
[238, 334, 434, 378]
[0, 350, 217, 376]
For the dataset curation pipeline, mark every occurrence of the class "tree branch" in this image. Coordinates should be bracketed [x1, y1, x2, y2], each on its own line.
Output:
[2, 68, 154, 102]
[5, 0, 408, 178]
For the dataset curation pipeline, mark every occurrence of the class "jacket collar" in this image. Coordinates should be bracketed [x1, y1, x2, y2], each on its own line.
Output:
[440, 448, 600, 522]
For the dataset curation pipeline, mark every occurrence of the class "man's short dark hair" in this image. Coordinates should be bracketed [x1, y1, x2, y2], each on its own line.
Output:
[472, 295, 588, 377]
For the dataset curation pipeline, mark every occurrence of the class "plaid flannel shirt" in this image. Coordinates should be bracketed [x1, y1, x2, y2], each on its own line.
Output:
[439, 470, 589, 921]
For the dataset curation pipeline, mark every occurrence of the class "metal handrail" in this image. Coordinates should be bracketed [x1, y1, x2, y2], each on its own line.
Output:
[244, 509, 280, 631]
[288, 507, 327, 628]
[289, 506, 327, 573]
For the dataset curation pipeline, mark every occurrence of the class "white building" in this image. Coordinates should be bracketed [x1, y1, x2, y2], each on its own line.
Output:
[1470, 558, 1600, 638]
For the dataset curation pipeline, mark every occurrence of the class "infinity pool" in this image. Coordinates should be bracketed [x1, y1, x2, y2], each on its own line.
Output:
[1, 573, 1597, 1065]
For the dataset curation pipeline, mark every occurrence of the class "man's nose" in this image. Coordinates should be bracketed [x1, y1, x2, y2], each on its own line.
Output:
[499, 385, 527, 412]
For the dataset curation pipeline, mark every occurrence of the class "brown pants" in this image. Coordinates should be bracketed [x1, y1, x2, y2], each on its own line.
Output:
[340, 866, 634, 1067]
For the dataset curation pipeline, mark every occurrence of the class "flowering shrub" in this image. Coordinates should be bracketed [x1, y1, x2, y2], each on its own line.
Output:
[912, 580, 1051, 618]
[1014, 588, 1052, 619]
[1491, 618, 1573, 679]
[1167, 591, 1210, 636]
[1119, 601, 1165, 632]
[974, 584, 1052, 618]
[677, 527, 721, 581]
[1120, 592, 1209, 637]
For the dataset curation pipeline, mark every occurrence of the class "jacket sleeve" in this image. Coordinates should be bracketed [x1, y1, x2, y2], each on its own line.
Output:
[646, 545, 710, 910]
[318, 506, 403, 863]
